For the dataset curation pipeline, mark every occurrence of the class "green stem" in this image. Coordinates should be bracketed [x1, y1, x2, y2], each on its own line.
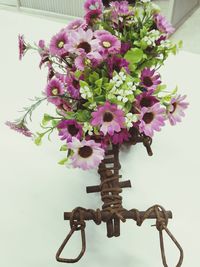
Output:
[21, 96, 47, 124]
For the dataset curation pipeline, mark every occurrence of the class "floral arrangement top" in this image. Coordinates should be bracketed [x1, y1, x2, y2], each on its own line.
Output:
[7, 0, 188, 170]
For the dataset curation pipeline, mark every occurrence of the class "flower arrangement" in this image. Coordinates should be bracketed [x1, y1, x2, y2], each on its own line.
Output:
[7, 0, 188, 170]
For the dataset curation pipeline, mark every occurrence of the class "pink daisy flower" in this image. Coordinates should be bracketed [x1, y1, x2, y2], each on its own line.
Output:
[91, 101, 125, 136]
[97, 33, 121, 56]
[111, 129, 130, 145]
[107, 55, 130, 77]
[45, 78, 65, 105]
[84, 9, 103, 25]
[74, 52, 101, 71]
[65, 19, 87, 32]
[67, 137, 105, 170]
[94, 30, 110, 38]
[18, 34, 27, 60]
[56, 73, 81, 99]
[65, 28, 101, 60]
[84, 0, 103, 13]
[167, 95, 189, 125]
[56, 99, 72, 116]
[49, 30, 68, 56]
[136, 92, 159, 108]
[110, 1, 133, 21]
[140, 68, 161, 91]
[57, 120, 83, 142]
[5, 121, 32, 137]
[154, 14, 175, 35]
[120, 41, 131, 55]
[138, 103, 165, 137]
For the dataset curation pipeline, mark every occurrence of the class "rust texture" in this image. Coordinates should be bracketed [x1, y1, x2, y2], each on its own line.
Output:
[56, 134, 183, 266]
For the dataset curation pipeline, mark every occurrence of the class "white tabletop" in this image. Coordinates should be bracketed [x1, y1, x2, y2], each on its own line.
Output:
[0, 8, 199, 267]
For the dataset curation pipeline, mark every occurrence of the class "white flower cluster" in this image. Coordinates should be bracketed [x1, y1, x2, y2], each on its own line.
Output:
[83, 122, 93, 136]
[140, 0, 151, 3]
[125, 113, 139, 129]
[109, 72, 136, 103]
[142, 30, 160, 46]
[80, 85, 93, 99]
[159, 39, 173, 49]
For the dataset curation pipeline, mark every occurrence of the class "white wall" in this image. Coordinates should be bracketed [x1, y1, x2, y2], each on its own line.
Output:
[0, 0, 16, 5]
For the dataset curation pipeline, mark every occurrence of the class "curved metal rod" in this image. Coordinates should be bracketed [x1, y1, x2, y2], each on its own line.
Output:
[159, 225, 184, 267]
[56, 226, 86, 263]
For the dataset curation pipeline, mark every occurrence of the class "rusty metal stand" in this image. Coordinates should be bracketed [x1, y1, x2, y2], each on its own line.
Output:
[56, 135, 184, 266]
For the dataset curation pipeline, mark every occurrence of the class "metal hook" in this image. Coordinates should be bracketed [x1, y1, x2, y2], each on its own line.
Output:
[56, 225, 86, 263]
[159, 225, 184, 267]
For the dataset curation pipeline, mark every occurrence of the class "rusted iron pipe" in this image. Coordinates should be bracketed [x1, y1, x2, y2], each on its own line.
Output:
[86, 180, 132, 193]
[64, 210, 172, 221]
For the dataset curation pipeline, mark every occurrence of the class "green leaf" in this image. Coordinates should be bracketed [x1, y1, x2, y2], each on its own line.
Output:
[34, 135, 42, 146]
[42, 113, 54, 126]
[74, 70, 82, 79]
[34, 133, 44, 146]
[95, 78, 103, 88]
[65, 111, 76, 119]
[60, 145, 67, 151]
[94, 95, 106, 103]
[76, 110, 91, 122]
[89, 72, 99, 83]
[154, 84, 167, 94]
[178, 40, 183, 49]
[58, 158, 68, 165]
[51, 120, 59, 127]
[80, 80, 89, 88]
[124, 48, 144, 64]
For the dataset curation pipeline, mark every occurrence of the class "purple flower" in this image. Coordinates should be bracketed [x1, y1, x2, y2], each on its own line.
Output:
[45, 78, 65, 105]
[18, 34, 27, 60]
[155, 35, 167, 46]
[110, 1, 133, 20]
[84, 0, 103, 13]
[84, 9, 103, 25]
[120, 41, 131, 55]
[56, 73, 80, 99]
[65, 28, 101, 59]
[91, 101, 125, 136]
[154, 14, 175, 35]
[38, 39, 45, 49]
[6, 121, 32, 137]
[107, 56, 130, 77]
[57, 120, 83, 142]
[56, 99, 72, 115]
[138, 103, 165, 137]
[67, 137, 105, 170]
[97, 32, 121, 56]
[140, 68, 161, 91]
[111, 129, 130, 144]
[49, 30, 68, 56]
[136, 91, 159, 108]
[65, 19, 87, 31]
[167, 95, 189, 125]
[94, 30, 110, 38]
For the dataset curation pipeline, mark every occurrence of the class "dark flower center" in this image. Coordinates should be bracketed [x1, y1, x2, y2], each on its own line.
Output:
[143, 76, 153, 87]
[143, 112, 154, 124]
[67, 124, 79, 136]
[57, 40, 65, 49]
[170, 103, 177, 114]
[78, 146, 93, 158]
[103, 112, 114, 122]
[77, 42, 91, 53]
[72, 79, 79, 88]
[140, 97, 152, 107]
